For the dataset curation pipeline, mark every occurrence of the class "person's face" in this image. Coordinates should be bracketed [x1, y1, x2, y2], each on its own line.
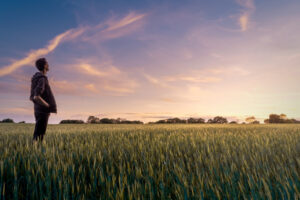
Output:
[44, 62, 49, 72]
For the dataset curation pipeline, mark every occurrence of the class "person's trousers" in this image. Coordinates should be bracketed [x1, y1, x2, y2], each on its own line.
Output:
[33, 112, 50, 141]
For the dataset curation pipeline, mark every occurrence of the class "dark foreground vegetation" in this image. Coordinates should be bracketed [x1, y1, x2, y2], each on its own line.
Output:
[0, 123, 299, 199]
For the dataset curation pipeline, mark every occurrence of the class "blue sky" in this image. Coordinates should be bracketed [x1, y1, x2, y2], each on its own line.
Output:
[0, 0, 300, 123]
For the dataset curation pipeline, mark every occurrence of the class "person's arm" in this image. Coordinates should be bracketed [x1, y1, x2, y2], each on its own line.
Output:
[33, 77, 49, 107]
[33, 96, 50, 107]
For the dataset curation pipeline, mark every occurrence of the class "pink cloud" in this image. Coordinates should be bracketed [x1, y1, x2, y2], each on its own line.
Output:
[0, 107, 32, 115]
[84, 83, 98, 93]
[144, 66, 249, 86]
[49, 79, 80, 95]
[143, 73, 171, 88]
[236, 0, 255, 31]
[77, 62, 121, 77]
[59, 58, 139, 96]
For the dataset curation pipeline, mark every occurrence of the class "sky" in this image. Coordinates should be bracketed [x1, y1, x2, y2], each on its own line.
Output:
[0, 0, 300, 124]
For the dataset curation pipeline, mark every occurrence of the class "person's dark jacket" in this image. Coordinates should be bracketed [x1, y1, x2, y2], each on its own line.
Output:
[30, 72, 57, 113]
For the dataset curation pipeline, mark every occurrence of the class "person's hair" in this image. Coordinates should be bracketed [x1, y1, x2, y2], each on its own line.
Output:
[35, 58, 47, 71]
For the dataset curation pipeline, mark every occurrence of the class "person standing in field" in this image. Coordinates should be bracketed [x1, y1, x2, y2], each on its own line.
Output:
[30, 58, 57, 142]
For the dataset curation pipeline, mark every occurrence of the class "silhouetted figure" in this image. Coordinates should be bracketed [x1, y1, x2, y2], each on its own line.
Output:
[30, 58, 57, 142]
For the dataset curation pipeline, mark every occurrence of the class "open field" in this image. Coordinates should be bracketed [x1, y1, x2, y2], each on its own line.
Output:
[0, 123, 299, 199]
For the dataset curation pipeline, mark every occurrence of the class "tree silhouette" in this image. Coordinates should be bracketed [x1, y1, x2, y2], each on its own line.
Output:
[187, 118, 205, 123]
[207, 116, 228, 124]
[1, 118, 14, 123]
[60, 120, 84, 124]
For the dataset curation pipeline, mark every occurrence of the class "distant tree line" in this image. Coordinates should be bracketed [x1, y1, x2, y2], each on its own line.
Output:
[150, 114, 300, 124]
[59, 116, 143, 124]
[0, 118, 14, 123]
[0, 118, 25, 123]
[2, 113, 300, 124]
[245, 116, 260, 124]
[264, 114, 300, 124]
[151, 116, 229, 124]
[86, 116, 143, 124]
[60, 120, 84, 124]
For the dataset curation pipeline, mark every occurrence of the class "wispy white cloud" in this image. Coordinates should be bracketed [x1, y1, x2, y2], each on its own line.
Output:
[163, 75, 221, 83]
[104, 12, 147, 32]
[68, 58, 139, 96]
[0, 12, 147, 77]
[144, 66, 250, 87]
[0, 28, 86, 77]
[82, 12, 147, 42]
[79, 63, 110, 77]
[78, 62, 121, 77]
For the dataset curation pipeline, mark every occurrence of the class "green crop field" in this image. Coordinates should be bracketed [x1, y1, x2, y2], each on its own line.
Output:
[0, 123, 299, 199]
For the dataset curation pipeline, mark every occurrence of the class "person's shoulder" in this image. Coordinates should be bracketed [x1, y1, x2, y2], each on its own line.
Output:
[32, 72, 46, 79]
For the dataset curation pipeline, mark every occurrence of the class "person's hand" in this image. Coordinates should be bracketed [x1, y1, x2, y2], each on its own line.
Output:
[42, 102, 50, 108]
[34, 96, 49, 108]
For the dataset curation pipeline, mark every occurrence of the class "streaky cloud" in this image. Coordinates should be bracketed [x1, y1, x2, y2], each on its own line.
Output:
[82, 12, 147, 41]
[239, 12, 250, 32]
[79, 63, 109, 77]
[0, 28, 86, 77]
[104, 12, 147, 32]
[0, 12, 147, 77]
[236, 0, 255, 31]
[84, 84, 98, 93]
[69, 58, 138, 96]
[143, 73, 171, 88]
[0, 107, 32, 115]
[236, 0, 255, 9]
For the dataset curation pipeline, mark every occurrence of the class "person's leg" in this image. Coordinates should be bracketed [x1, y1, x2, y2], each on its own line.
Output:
[33, 112, 43, 141]
[33, 112, 50, 142]
[39, 113, 50, 141]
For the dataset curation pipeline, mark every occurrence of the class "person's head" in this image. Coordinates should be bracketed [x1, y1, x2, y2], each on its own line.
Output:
[35, 58, 49, 73]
